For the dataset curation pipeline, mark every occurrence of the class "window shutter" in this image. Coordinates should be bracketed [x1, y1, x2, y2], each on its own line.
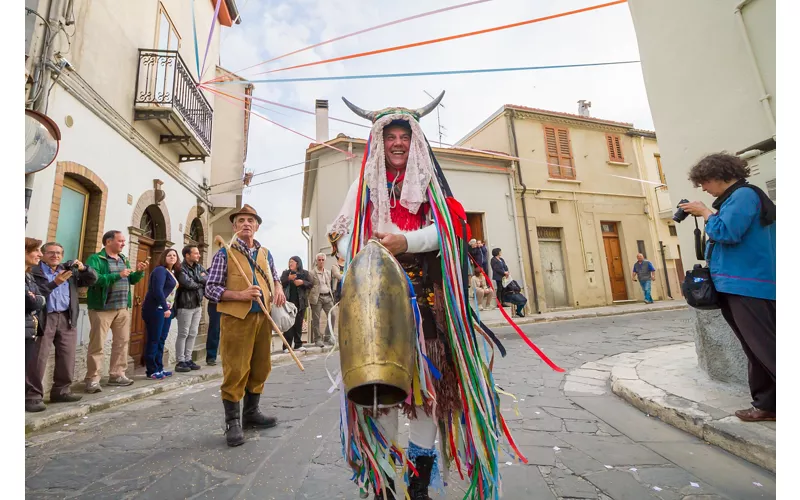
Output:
[544, 126, 561, 177]
[556, 128, 574, 178]
[606, 134, 624, 162]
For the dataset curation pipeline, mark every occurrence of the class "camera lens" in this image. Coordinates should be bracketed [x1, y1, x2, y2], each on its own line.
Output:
[672, 199, 690, 223]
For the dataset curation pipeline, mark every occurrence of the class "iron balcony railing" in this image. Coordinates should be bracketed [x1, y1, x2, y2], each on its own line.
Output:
[134, 49, 213, 153]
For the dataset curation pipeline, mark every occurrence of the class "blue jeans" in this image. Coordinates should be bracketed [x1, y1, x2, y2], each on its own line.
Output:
[639, 280, 653, 303]
[206, 302, 221, 361]
[143, 307, 173, 376]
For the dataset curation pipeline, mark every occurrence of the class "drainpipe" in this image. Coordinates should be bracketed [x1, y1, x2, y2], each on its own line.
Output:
[734, 0, 776, 137]
[507, 170, 530, 311]
[508, 110, 540, 313]
[659, 240, 673, 299]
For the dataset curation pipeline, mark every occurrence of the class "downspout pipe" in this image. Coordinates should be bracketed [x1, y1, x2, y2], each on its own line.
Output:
[659, 240, 672, 299]
[734, 0, 776, 137]
[509, 110, 541, 313]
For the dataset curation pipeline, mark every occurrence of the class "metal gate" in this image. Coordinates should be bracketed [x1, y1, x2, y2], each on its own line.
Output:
[537, 227, 569, 308]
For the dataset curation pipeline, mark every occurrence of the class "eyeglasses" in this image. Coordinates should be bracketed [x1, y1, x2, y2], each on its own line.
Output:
[44, 251, 63, 256]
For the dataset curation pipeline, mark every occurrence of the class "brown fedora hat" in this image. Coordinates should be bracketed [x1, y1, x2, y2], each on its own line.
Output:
[229, 204, 262, 224]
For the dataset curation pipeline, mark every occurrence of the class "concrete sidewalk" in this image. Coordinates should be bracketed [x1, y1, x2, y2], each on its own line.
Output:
[478, 300, 688, 328]
[564, 342, 776, 472]
[25, 345, 334, 435]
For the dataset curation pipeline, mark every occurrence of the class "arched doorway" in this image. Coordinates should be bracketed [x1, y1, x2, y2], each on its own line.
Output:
[188, 217, 205, 260]
[130, 202, 172, 366]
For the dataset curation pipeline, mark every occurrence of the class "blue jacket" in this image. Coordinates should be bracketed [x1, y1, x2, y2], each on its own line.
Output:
[143, 266, 178, 312]
[491, 256, 508, 281]
[706, 188, 776, 300]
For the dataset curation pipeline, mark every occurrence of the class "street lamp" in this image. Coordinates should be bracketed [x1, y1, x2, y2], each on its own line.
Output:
[25, 109, 61, 226]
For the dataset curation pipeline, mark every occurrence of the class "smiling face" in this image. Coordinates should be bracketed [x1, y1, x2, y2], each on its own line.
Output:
[26, 247, 43, 268]
[42, 244, 64, 268]
[383, 124, 411, 171]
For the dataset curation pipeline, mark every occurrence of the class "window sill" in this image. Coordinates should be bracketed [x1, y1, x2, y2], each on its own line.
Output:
[606, 161, 631, 167]
[547, 178, 581, 185]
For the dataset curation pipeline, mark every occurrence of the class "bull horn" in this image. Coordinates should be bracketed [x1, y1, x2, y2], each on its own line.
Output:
[414, 91, 445, 119]
[341, 96, 377, 122]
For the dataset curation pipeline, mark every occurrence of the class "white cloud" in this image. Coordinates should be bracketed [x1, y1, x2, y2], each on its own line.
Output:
[219, 0, 654, 270]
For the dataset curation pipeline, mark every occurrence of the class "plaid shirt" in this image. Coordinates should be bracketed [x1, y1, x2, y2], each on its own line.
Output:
[205, 238, 279, 303]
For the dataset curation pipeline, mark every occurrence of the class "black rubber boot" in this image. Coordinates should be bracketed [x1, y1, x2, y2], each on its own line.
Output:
[242, 390, 278, 429]
[222, 399, 245, 447]
[372, 477, 395, 500]
[408, 456, 434, 500]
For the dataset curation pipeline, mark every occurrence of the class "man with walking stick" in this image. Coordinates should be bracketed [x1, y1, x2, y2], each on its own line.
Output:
[205, 204, 287, 447]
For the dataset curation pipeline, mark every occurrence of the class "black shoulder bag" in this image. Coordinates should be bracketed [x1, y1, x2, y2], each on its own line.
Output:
[681, 217, 719, 310]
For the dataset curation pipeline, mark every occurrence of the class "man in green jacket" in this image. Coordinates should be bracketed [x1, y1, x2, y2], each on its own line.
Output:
[84, 230, 148, 393]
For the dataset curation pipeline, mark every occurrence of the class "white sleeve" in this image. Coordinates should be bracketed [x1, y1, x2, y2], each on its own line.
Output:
[405, 224, 440, 254]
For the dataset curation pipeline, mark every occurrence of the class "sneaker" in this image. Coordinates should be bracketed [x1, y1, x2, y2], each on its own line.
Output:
[107, 375, 134, 386]
[149, 372, 165, 380]
[85, 381, 102, 394]
[50, 392, 83, 403]
[175, 362, 191, 373]
[206, 359, 217, 366]
[282, 348, 288, 353]
[162, 370, 173, 377]
[25, 399, 46, 413]
[188, 361, 201, 370]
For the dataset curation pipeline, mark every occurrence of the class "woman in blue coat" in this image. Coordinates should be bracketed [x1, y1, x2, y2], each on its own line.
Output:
[142, 249, 181, 379]
[679, 153, 776, 423]
[490, 248, 509, 302]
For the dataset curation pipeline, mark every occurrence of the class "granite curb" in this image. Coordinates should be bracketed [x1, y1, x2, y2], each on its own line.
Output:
[563, 343, 776, 472]
[483, 302, 688, 329]
[25, 346, 335, 435]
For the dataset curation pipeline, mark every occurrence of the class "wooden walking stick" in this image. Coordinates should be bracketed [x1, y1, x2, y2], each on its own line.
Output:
[215, 235, 305, 371]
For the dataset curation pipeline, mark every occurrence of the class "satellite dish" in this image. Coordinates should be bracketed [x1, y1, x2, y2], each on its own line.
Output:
[25, 109, 61, 174]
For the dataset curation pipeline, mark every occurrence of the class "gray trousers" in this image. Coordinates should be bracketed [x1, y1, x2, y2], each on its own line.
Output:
[311, 294, 335, 343]
[176, 307, 202, 363]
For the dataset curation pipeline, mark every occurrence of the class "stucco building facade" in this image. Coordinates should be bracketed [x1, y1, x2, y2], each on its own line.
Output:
[24, 0, 249, 392]
[457, 105, 682, 313]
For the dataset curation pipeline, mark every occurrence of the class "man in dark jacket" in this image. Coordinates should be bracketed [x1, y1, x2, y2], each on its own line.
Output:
[175, 245, 207, 372]
[26, 242, 97, 412]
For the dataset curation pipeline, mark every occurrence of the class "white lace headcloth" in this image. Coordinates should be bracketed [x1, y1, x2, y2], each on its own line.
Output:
[365, 114, 433, 232]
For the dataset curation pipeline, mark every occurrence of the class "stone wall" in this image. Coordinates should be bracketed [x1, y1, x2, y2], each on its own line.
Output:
[692, 309, 748, 387]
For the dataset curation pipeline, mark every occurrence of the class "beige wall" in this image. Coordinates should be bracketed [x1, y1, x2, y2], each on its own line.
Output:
[627, 0, 776, 269]
[461, 109, 673, 310]
[209, 69, 249, 209]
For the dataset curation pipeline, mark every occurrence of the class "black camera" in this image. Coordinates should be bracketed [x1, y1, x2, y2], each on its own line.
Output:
[68, 262, 81, 274]
[673, 199, 690, 223]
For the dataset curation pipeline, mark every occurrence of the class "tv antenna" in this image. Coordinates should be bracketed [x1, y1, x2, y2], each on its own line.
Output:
[423, 90, 446, 147]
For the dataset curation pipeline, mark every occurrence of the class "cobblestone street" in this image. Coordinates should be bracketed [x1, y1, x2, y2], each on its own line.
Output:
[25, 310, 776, 499]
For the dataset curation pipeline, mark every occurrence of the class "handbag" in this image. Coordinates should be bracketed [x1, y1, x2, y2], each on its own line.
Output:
[681, 217, 719, 310]
[271, 301, 298, 333]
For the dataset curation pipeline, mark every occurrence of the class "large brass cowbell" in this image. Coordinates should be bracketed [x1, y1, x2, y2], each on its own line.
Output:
[338, 240, 416, 407]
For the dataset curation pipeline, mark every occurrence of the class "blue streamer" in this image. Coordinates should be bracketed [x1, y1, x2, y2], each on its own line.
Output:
[208, 60, 641, 85]
[190, 0, 201, 78]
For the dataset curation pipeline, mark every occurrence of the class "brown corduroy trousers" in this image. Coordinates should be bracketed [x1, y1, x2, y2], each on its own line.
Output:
[220, 311, 273, 402]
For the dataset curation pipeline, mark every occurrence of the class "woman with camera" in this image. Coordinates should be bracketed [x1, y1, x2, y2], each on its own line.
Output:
[25, 238, 46, 367]
[678, 152, 776, 423]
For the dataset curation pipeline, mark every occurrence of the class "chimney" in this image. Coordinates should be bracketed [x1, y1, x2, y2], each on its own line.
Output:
[577, 100, 592, 117]
[315, 99, 329, 143]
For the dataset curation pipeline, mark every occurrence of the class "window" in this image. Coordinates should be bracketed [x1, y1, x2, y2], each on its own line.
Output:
[668, 225, 678, 237]
[544, 126, 576, 179]
[55, 177, 89, 262]
[766, 178, 776, 202]
[654, 153, 667, 185]
[154, 4, 181, 99]
[637, 240, 647, 258]
[606, 134, 624, 162]
[549, 201, 558, 214]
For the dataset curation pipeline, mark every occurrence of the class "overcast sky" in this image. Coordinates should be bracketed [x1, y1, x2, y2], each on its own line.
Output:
[216, 0, 654, 270]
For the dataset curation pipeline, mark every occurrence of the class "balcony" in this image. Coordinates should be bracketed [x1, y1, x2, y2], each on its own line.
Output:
[654, 185, 674, 219]
[134, 49, 213, 162]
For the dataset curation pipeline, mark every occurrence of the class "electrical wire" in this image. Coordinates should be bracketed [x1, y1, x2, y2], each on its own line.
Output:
[207, 0, 493, 83]
[247, 0, 628, 77]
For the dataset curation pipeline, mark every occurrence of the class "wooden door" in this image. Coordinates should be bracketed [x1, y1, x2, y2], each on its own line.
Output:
[466, 212, 485, 242]
[537, 228, 569, 308]
[601, 222, 628, 301]
[130, 242, 152, 365]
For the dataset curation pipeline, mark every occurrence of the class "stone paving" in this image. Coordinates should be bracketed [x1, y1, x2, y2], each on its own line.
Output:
[25, 310, 776, 499]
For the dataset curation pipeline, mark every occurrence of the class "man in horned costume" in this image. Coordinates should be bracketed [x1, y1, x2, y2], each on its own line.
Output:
[328, 93, 537, 500]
